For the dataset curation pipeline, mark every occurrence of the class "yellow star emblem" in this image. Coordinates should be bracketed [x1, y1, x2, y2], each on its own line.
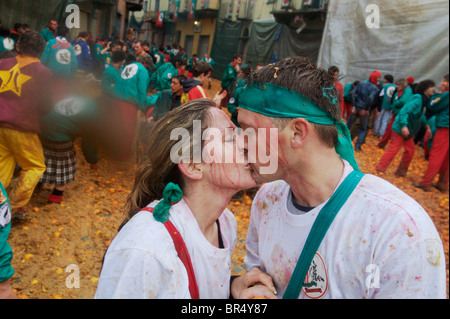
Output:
[0, 63, 32, 97]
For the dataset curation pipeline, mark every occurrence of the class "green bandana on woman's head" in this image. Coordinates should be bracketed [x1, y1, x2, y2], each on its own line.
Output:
[239, 82, 360, 171]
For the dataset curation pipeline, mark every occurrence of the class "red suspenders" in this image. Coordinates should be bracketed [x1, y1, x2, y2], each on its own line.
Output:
[141, 207, 200, 299]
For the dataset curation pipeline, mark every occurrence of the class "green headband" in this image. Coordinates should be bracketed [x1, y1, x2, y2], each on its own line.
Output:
[239, 82, 359, 171]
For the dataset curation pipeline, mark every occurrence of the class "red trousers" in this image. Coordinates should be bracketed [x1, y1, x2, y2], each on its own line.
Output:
[421, 128, 449, 187]
[342, 101, 353, 121]
[378, 114, 396, 148]
[376, 131, 415, 175]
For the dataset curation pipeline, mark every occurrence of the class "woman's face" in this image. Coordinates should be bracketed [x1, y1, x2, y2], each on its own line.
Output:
[201, 108, 257, 191]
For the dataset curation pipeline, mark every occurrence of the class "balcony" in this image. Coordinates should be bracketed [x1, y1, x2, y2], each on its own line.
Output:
[271, 0, 328, 25]
[125, 0, 143, 11]
[175, 0, 219, 19]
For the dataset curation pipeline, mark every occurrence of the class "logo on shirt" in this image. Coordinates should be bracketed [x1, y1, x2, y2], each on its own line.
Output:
[73, 44, 82, 56]
[302, 253, 328, 299]
[55, 97, 83, 115]
[0, 190, 11, 228]
[0, 64, 32, 97]
[121, 64, 138, 80]
[56, 49, 72, 65]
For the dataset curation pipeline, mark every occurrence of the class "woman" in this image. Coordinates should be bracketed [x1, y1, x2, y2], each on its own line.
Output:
[95, 99, 276, 299]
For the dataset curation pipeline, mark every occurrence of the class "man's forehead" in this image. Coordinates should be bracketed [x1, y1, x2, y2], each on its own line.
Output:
[238, 108, 273, 128]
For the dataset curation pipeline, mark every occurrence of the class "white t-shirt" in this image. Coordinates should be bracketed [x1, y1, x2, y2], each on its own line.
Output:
[245, 160, 446, 299]
[95, 199, 237, 299]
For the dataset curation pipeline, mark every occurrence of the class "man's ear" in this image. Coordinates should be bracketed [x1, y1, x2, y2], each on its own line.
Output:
[289, 118, 310, 149]
[178, 161, 203, 181]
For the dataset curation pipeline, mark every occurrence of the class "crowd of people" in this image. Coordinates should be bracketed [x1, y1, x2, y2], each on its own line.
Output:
[0, 18, 448, 299]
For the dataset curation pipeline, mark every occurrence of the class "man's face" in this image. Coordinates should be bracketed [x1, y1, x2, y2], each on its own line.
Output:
[49, 20, 58, 31]
[235, 57, 242, 65]
[133, 43, 143, 55]
[424, 86, 436, 98]
[171, 78, 183, 95]
[237, 108, 281, 184]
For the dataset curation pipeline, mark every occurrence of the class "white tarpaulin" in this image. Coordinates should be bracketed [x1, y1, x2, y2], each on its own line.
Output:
[317, 0, 449, 85]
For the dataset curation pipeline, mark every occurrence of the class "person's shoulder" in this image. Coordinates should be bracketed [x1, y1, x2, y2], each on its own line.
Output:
[355, 174, 436, 235]
[108, 206, 173, 255]
[253, 180, 290, 207]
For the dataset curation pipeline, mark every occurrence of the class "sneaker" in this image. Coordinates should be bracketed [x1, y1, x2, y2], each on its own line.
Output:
[48, 194, 63, 204]
[11, 208, 28, 221]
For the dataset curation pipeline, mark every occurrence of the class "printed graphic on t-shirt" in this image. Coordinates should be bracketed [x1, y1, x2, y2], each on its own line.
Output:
[0, 190, 11, 228]
[302, 253, 328, 299]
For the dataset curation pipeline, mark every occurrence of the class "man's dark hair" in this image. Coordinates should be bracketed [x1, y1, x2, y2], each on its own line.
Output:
[56, 25, 69, 37]
[78, 31, 89, 39]
[248, 56, 341, 148]
[192, 61, 212, 77]
[415, 79, 435, 95]
[233, 54, 242, 60]
[111, 50, 126, 64]
[15, 30, 46, 58]
[384, 74, 394, 84]
[328, 65, 339, 74]
[173, 74, 187, 84]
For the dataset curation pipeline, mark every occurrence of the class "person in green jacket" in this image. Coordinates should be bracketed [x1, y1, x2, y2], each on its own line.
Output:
[373, 75, 396, 137]
[102, 50, 126, 98]
[376, 80, 435, 176]
[149, 56, 180, 92]
[39, 90, 100, 203]
[417, 74, 449, 192]
[40, 25, 78, 79]
[377, 79, 414, 148]
[221, 54, 242, 108]
[108, 56, 151, 160]
[40, 19, 58, 43]
[0, 181, 16, 299]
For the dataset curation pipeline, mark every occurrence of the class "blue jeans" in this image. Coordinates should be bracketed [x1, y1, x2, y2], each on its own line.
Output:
[347, 111, 369, 149]
[373, 109, 392, 137]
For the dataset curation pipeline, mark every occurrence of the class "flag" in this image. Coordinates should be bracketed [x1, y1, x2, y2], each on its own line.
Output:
[188, 0, 197, 20]
[281, 0, 289, 7]
[156, 11, 165, 27]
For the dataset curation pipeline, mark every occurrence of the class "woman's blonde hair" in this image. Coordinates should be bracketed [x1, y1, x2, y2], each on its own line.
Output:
[120, 98, 215, 230]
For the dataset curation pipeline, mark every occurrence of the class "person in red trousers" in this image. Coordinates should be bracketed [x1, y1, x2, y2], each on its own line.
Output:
[376, 80, 435, 177]
[416, 75, 449, 192]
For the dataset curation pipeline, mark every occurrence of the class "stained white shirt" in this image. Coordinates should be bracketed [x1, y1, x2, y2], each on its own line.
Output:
[95, 199, 237, 299]
[245, 160, 446, 299]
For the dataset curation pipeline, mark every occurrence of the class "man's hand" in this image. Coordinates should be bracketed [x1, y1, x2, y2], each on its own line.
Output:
[230, 268, 277, 299]
[401, 127, 410, 138]
[213, 90, 227, 108]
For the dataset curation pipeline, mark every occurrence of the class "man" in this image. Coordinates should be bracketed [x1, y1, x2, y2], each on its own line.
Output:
[41, 19, 58, 43]
[0, 31, 53, 217]
[181, 61, 211, 103]
[40, 25, 78, 79]
[417, 74, 449, 193]
[72, 32, 92, 77]
[373, 74, 396, 137]
[347, 71, 382, 152]
[236, 57, 446, 299]
[133, 40, 150, 60]
[149, 56, 179, 92]
[221, 54, 242, 108]
[329, 66, 344, 117]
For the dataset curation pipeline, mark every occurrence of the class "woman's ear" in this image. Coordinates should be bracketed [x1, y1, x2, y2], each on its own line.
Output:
[289, 118, 310, 149]
[178, 161, 203, 181]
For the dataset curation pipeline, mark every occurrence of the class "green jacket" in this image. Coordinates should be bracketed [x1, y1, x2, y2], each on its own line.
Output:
[113, 62, 150, 111]
[39, 95, 100, 164]
[381, 83, 396, 110]
[40, 37, 78, 78]
[150, 62, 178, 92]
[392, 86, 413, 115]
[102, 65, 123, 97]
[393, 94, 428, 139]
[227, 78, 246, 127]
[343, 82, 354, 103]
[428, 91, 449, 129]
[40, 28, 55, 43]
[221, 63, 238, 90]
[0, 181, 14, 283]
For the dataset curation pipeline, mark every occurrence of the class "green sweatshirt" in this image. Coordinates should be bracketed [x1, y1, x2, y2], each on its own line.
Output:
[150, 62, 178, 92]
[39, 95, 100, 164]
[102, 65, 123, 97]
[381, 83, 396, 110]
[393, 94, 428, 139]
[0, 181, 14, 283]
[113, 62, 150, 111]
[40, 37, 78, 78]
[428, 91, 449, 128]
[222, 63, 238, 90]
[392, 86, 413, 115]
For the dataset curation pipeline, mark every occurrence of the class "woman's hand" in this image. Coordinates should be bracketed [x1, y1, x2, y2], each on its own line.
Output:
[231, 268, 278, 299]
